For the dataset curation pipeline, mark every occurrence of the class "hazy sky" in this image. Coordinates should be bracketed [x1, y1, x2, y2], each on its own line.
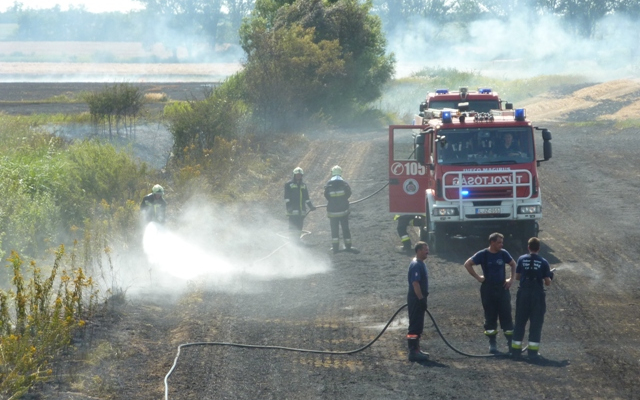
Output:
[2, 0, 144, 13]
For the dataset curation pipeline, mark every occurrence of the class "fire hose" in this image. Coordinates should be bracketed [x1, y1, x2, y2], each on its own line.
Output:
[164, 303, 509, 400]
[261, 181, 390, 257]
[164, 179, 539, 397]
[313, 181, 390, 209]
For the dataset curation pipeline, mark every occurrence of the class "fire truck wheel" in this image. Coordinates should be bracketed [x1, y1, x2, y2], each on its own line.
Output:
[420, 227, 429, 242]
[433, 224, 449, 253]
[520, 221, 538, 250]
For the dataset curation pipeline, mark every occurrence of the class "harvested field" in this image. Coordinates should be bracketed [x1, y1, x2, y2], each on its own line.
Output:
[0, 61, 242, 82]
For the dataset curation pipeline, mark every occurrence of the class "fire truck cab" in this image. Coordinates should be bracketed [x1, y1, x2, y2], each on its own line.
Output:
[389, 108, 552, 253]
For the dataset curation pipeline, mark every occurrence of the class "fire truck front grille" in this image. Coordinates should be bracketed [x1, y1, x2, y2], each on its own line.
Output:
[466, 213, 511, 219]
[442, 169, 533, 202]
[466, 188, 513, 199]
[473, 201, 501, 206]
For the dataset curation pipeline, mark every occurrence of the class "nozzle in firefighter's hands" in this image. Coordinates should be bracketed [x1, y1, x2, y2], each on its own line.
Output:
[549, 268, 556, 280]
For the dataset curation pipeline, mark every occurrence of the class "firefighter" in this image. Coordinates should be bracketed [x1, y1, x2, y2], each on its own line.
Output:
[511, 237, 553, 361]
[395, 214, 425, 251]
[284, 167, 316, 241]
[495, 132, 521, 157]
[141, 184, 167, 224]
[406, 241, 430, 362]
[464, 232, 516, 354]
[324, 165, 355, 253]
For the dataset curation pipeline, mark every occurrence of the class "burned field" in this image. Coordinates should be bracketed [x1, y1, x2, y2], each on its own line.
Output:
[3, 81, 640, 400]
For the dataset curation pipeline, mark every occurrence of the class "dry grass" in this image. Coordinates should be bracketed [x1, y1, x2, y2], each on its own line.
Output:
[144, 92, 169, 102]
[521, 79, 640, 122]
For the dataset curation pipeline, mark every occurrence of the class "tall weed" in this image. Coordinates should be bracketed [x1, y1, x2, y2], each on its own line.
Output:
[0, 246, 98, 399]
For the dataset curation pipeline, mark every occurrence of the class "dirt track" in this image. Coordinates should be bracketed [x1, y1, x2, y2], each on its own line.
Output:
[5, 81, 640, 399]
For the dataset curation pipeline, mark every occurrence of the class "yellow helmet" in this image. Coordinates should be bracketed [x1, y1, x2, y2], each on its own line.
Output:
[293, 167, 304, 175]
[331, 165, 342, 176]
[152, 184, 164, 195]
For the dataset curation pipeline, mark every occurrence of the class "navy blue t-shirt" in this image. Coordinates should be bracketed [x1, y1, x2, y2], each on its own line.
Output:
[471, 249, 513, 284]
[407, 258, 428, 300]
[516, 253, 551, 286]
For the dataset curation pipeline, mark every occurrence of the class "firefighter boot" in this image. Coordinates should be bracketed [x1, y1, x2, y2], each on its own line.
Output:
[402, 240, 412, 251]
[504, 331, 513, 353]
[345, 245, 360, 254]
[416, 337, 430, 358]
[488, 335, 499, 354]
[407, 335, 429, 362]
[510, 340, 523, 360]
[332, 244, 340, 254]
[528, 347, 541, 362]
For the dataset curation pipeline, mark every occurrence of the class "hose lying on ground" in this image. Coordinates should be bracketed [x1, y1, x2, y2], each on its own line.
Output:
[164, 302, 507, 400]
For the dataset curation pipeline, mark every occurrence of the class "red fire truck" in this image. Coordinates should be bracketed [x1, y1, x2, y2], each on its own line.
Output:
[389, 106, 552, 252]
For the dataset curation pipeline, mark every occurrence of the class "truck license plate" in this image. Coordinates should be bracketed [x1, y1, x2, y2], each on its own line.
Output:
[476, 207, 501, 214]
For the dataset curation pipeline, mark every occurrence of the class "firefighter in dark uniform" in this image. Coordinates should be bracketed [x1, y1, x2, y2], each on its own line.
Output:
[406, 241, 430, 362]
[284, 167, 316, 241]
[464, 232, 516, 354]
[324, 165, 354, 253]
[511, 237, 553, 361]
[395, 214, 425, 251]
[140, 184, 167, 224]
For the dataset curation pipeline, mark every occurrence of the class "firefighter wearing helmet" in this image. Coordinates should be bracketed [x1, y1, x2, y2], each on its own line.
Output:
[284, 167, 316, 241]
[324, 165, 355, 253]
[141, 184, 167, 224]
[395, 214, 425, 252]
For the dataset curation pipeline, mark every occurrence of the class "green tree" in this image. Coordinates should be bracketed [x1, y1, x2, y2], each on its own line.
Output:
[373, 0, 451, 32]
[240, 0, 394, 129]
[617, 0, 640, 17]
[555, 0, 614, 37]
[138, 0, 230, 47]
[240, 22, 345, 131]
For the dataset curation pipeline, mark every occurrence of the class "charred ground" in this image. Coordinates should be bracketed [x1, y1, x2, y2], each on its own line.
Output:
[3, 80, 640, 400]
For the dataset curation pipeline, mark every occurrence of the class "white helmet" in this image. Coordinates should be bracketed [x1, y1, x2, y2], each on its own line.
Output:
[331, 165, 342, 176]
[293, 167, 304, 175]
[152, 184, 164, 195]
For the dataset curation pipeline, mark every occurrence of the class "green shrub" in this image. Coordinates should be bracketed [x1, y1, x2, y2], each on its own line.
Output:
[165, 74, 249, 160]
[57, 140, 149, 228]
[0, 116, 152, 260]
[82, 83, 146, 138]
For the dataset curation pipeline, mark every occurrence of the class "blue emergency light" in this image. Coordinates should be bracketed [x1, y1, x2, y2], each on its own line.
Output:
[461, 189, 470, 196]
[442, 111, 452, 123]
[515, 108, 526, 121]
[478, 88, 492, 94]
[436, 89, 449, 94]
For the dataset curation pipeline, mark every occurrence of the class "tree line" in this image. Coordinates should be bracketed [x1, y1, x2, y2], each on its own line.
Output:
[1, 0, 639, 49]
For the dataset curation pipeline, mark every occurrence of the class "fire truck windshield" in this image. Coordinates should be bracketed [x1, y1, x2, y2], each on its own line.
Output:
[430, 100, 500, 113]
[436, 127, 533, 165]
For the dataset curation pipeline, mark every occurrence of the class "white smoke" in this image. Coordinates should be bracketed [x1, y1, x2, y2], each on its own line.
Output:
[137, 200, 331, 294]
[387, 12, 640, 80]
